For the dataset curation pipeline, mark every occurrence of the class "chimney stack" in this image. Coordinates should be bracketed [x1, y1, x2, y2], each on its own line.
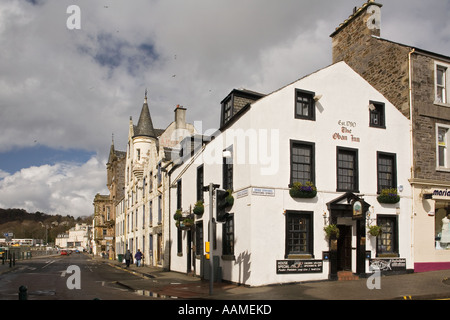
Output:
[174, 105, 187, 130]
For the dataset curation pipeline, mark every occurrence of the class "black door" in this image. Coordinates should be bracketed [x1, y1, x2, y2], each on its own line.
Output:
[337, 225, 352, 271]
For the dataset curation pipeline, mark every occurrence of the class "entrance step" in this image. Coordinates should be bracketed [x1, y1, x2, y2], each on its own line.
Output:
[338, 271, 359, 281]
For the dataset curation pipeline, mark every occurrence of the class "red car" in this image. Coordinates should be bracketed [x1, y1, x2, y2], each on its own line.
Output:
[61, 250, 68, 255]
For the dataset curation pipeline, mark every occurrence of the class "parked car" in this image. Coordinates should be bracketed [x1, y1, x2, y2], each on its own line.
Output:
[61, 250, 68, 255]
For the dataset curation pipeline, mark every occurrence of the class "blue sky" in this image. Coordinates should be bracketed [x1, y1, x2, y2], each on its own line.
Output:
[0, 0, 448, 216]
[0, 146, 95, 174]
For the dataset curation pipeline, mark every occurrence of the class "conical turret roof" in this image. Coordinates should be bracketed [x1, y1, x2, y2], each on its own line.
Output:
[133, 91, 157, 139]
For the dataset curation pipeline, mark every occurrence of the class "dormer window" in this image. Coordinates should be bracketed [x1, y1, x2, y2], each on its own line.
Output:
[295, 89, 315, 121]
[369, 101, 385, 128]
[222, 97, 233, 125]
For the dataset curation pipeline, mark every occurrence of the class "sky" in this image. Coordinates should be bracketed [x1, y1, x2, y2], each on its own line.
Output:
[0, 0, 449, 217]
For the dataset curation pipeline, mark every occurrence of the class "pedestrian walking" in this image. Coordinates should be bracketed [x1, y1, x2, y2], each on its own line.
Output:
[135, 249, 143, 267]
[124, 249, 132, 268]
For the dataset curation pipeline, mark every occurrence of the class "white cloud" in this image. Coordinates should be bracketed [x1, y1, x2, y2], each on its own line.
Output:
[0, 156, 107, 217]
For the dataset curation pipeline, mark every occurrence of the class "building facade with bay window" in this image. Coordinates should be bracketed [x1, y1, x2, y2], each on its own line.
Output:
[168, 61, 413, 286]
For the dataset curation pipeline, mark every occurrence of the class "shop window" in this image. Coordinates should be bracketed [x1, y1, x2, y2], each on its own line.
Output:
[285, 211, 313, 258]
[295, 89, 315, 121]
[376, 216, 398, 256]
[435, 203, 450, 250]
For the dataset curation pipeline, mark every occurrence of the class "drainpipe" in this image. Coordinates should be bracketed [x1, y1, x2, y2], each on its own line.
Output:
[408, 48, 415, 269]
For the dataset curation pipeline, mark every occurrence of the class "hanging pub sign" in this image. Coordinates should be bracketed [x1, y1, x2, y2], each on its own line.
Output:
[276, 260, 323, 274]
[352, 200, 363, 219]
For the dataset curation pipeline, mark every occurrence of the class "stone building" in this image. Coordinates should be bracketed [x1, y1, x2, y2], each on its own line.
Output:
[104, 139, 126, 259]
[331, 1, 450, 271]
[92, 193, 114, 257]
[117, 92, 195, 268]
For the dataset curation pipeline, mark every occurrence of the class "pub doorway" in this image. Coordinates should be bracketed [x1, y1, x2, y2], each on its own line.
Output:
[327, 192, 370, 280]
[337, 225, 352, 271]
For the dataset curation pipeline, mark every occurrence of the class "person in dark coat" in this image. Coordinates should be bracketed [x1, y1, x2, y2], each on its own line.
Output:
[135, 249, 143, 267]
[124, 250, 132, 267]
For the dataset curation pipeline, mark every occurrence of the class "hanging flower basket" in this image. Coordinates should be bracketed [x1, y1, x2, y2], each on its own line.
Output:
[173, 209, 182, 221]
[367, 225, 382, 237]
[193, 200, 204, 216]
[289, 182, 317, 199]
[324, 224, 340, 239]
[377, 188, 400, 204]
[179, 218, 194, 230]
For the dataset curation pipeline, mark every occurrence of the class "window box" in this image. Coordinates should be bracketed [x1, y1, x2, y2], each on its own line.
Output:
[377, 188, 400, 204]
[289, 182, 317, 199]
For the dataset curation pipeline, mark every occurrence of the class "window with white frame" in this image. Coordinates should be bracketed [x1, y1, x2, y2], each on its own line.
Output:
[436, 63, 448, 104]
[437, 124, 450, 169]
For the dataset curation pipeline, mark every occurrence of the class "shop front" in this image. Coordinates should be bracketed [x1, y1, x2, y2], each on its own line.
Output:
[415, 185, 450, 272]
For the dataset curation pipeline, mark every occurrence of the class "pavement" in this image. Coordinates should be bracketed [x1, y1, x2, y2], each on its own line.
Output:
[96, 256, 450, 300]
[3, 254, 450, 300]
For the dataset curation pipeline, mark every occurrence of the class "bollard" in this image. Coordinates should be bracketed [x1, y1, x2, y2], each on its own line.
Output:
[19, 286, 28, 300]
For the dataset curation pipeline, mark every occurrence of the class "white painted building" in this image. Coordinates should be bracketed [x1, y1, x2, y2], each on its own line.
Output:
[169, 62, 413, 286]
[56, 223, 91, 251]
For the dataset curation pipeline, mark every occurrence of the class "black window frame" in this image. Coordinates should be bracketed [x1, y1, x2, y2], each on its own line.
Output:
[369, 100, 386, 129]
[221, 96, 233, 127]
[195, 221, 203, 257]
[176, 179, 182, 210]
[222, 214, 234, 257]
[336, 147, 359, 193]
[285, 210, 314, 258]
[290, 140, 315, 186]
[222, 146, 233, 191]
[197, 165, 204, 202]
[295, 89, 316, 121]
[377, 152, 397, 193]
[376, 215, 399, 257]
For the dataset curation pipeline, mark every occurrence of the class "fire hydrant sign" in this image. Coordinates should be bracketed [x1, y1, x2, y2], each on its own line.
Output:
[276, 260, 323, 274]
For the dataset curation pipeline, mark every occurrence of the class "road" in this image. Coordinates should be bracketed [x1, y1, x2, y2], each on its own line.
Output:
[0, 253, 156, 300]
